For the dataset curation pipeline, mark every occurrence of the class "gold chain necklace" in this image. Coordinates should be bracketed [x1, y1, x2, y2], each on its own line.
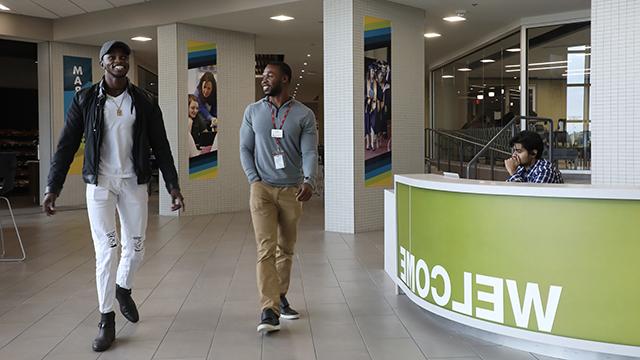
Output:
[109, 93, 126, 116]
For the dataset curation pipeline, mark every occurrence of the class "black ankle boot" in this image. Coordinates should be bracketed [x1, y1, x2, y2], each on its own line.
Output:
[116, 284, 139, 323]
[92, 311, 115, 352]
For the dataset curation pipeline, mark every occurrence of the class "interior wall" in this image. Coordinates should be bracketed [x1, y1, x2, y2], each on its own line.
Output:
[157, 23, 255, 216]
[0, 12, 52, 42]
[356, 0, 425, 232]
[530, 79, 567, 126]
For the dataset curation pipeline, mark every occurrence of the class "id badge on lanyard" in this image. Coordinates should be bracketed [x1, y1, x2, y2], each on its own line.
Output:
[273, 152, 285, 169]
[270, 102, 292, 170]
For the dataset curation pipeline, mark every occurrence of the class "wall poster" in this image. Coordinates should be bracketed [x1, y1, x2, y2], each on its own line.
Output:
[187, 40, 218, 180]
[63, 55, 92, 175]
[364, 16, 392, 187]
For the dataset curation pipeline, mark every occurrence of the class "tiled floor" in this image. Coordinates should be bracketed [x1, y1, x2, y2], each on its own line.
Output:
[0, 196, 560, 360]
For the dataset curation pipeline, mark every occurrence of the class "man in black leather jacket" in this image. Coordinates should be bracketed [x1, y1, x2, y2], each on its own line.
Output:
[42, 40, 184, 352]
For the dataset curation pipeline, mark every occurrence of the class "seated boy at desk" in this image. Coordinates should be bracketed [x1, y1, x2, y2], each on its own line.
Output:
[505, 131, 564, 184]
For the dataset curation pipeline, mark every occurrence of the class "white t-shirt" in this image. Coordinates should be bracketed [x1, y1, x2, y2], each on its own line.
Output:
[99, 91, 136, 177]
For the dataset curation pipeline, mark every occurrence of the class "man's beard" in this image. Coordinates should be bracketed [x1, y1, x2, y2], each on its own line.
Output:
[264, 83, 282, 96]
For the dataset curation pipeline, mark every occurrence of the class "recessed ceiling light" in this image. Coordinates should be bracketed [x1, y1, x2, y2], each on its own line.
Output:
[443, 11, 466, 22]
[297, 83, 300, 86]
[457, 67, 472, 72]
[424, 33, 441, 38]
[506, 48, 521, 52]
[299, 75, 303, 78]
[441, 75, 454, 79]
[301, 69, 305, 73]
[531, 60, 567, 66]
[476, 94, 484, 100]
[480, 59, 495, 63]
[306, 54, 311, 57]
[488, 91, 495, 97]
[567, 45, 589, 51]
[270, 15, 294, 21]
[131, 36, 152, 42]
[443, 15, 465, 22]
[303, 62, 308, 66]
[0, 3, 10, 11]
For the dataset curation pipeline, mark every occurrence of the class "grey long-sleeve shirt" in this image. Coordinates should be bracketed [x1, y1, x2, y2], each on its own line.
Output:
[239, 97, 318, 188]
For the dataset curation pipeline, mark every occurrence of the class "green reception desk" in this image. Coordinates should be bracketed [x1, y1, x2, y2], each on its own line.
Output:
[383, 174, 640, 358]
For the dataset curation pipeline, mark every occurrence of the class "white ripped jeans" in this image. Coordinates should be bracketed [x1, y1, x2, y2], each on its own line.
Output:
[86, 176, 148, 314]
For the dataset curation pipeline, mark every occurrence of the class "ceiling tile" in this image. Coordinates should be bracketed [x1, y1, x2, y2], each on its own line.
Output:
[30, 0, 85, 17]
[106, 0, 146, 6]
[0, 0, 59, 18]
[70, 0, 113, 12]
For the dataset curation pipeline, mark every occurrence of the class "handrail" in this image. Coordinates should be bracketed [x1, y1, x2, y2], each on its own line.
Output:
[426, 127, 512, 180]
[426, 128, 510, 155]
[449, 129, 512, 152]
[465, 116, 518, 179]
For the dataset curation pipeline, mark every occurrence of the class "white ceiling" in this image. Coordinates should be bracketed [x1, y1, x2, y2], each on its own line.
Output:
[0, 0, 591, 101]
[0, 0, 151, 18]
[390, 0, 590, 66]
[63, 0, 324, 100]
[184, 0, 323, 100]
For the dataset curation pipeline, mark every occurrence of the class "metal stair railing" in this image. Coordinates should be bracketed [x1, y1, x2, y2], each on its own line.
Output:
[465, 117, 519, 179]
[452, 127, 513, 151]
[425, 128, 511, 179]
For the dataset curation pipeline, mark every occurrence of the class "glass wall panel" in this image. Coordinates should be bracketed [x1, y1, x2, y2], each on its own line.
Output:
[138, 65, 158, 96]
[433, 31, 520, 133]
[526, 21, 591, 170]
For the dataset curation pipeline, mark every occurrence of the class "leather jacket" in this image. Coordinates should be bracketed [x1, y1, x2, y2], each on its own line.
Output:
[46, 79, 180, 195]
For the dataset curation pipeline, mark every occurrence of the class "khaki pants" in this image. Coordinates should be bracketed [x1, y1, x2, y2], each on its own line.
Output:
[250, 181, 303, 314]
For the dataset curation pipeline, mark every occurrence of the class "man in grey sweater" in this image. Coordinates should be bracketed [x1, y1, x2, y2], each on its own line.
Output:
[240, 62, 318, 333]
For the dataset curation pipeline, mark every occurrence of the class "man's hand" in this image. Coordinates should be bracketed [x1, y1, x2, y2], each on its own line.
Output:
[296, 183, 313, 202]
[170, 189, 185, 212]
[42, 193, 57, 216]
[504, 155, 520, 176]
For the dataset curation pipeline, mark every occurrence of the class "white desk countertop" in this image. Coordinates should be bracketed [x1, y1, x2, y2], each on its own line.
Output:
[395, 174, 640, 200]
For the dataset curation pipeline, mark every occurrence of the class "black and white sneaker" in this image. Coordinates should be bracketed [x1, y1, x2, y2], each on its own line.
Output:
[257, 308, 280, 333]
[279, 295, 300, 320]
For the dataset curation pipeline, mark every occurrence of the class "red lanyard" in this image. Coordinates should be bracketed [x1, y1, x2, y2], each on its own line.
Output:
[269, 101, 293, 147]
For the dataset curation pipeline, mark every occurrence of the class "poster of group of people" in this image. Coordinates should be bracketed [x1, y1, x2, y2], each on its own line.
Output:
[364, 16, 392, 188]
[187, 40, 219, 180]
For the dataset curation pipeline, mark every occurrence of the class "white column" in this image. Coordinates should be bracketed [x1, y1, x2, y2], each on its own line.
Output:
[157, 24, 255, 216]
[324, 0, 357, 233]
[323, 0, 425, 233]
[591, 0, 640, 184]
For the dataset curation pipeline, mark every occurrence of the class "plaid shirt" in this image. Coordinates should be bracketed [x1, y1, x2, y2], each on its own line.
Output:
[507, 159, 564, 184]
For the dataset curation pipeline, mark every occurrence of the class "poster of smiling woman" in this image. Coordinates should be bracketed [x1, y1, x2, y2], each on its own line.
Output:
[364, 16, 392, 188]
[187, 40, 218, 180]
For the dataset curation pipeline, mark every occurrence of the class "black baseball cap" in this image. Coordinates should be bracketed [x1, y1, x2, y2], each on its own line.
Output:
[99, 40, 131, 60]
